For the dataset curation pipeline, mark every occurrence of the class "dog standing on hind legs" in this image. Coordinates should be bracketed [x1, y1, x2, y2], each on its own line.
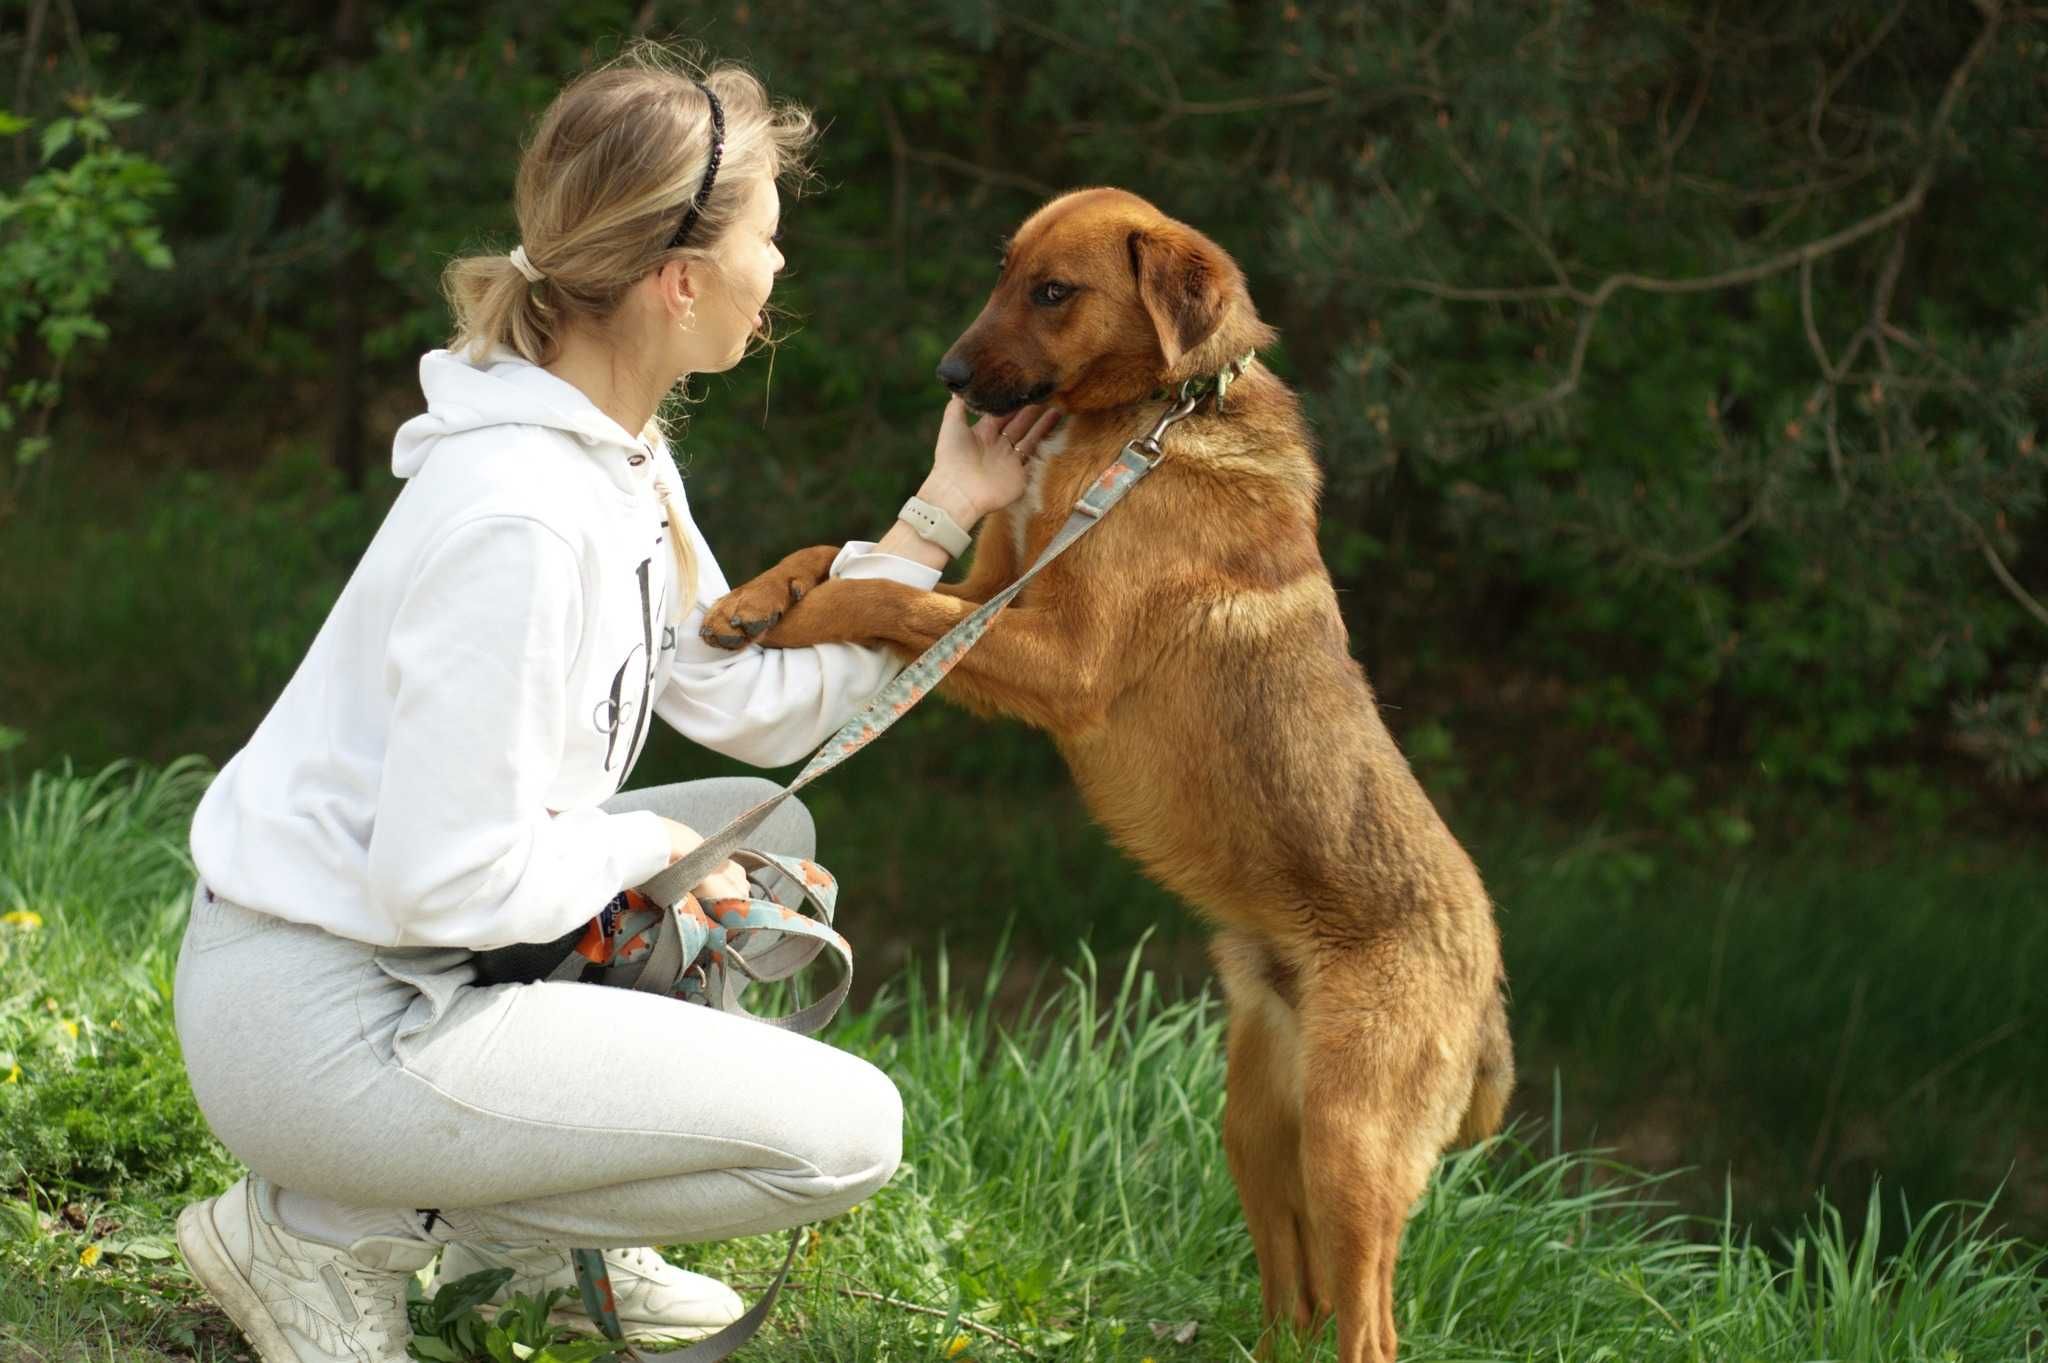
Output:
[701, 187, 1514, 1363]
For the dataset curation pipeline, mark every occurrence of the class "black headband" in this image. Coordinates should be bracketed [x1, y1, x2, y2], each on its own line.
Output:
[666, 80, 726, 251]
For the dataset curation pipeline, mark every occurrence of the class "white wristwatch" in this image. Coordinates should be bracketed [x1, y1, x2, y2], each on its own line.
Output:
[896, 494, 974, 557]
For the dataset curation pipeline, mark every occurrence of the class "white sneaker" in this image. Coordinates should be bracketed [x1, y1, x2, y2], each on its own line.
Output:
[176, 1174, 436, 1363]
[429, 1239, 745, 1342]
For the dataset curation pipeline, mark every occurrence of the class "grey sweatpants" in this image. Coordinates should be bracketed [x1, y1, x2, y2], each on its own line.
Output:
[173, 778, 901, 1249]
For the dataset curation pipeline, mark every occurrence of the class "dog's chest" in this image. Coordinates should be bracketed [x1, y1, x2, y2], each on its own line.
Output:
[1009, 425, 1070, 563]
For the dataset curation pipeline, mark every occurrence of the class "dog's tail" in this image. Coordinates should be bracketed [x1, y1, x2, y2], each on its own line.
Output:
[1453, 984, 1514, 1147]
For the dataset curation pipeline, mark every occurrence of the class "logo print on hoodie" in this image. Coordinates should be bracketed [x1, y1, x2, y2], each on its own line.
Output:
[595, 557, 661, 787]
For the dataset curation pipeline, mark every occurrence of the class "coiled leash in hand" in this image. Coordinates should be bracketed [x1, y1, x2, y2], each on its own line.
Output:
[483, 353, 1253, 1361]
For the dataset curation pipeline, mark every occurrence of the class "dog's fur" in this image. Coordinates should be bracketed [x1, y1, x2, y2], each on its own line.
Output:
[702, 188, 1512, 1363]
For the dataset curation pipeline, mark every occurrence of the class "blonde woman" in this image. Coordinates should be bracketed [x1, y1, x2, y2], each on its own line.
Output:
[171, 45, 1060, 1363]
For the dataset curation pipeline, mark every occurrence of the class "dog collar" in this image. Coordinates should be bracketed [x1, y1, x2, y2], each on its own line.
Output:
[1150, 349, 1258, 415]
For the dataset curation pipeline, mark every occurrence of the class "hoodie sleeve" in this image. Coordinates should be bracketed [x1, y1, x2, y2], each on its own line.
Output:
[653, 541, 942, 768]
[367, 514, 674, 949]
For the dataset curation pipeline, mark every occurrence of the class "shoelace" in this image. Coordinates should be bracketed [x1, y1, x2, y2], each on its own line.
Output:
[608, 1244, 667, 1280]
[336, 1260, 414, 1350]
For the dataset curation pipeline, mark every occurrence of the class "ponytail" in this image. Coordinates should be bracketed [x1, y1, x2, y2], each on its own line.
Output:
[442, 254, 563, 365]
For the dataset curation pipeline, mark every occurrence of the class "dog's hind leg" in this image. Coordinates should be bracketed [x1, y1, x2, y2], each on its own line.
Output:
[1222, 987, 1321, 1346]
[1214, 934, 1328, 1352]
[1297, 959, 1472, 1363]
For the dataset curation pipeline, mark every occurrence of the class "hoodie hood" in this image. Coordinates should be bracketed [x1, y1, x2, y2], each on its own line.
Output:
[392, 346, 660, 497]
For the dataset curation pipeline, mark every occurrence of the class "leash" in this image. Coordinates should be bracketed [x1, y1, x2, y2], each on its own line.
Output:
[573, 351, 1254, 1361]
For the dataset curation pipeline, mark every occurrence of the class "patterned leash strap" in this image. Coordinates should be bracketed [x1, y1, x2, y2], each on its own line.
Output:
[548, 850, 850, 1033]
[574, 354, 1251, 1362]
[563, 852, 841, 1363]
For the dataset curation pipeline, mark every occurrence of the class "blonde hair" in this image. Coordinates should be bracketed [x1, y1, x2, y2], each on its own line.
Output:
[441, 40, 818, 614]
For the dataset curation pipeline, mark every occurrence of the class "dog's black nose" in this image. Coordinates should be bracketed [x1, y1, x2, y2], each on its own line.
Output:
[936, 355, 973, 393]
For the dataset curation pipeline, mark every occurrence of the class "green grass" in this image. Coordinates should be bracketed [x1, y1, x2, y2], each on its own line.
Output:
[3, 760, 2046, 1361]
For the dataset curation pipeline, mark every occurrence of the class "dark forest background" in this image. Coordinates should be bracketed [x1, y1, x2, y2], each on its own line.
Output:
[2, 0, 2045, 1251]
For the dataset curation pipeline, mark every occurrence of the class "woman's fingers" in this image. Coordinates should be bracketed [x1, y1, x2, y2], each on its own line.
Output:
[942, 394, 972, 437]
[693, 859, 750, 903]
[962, 401, 1061, 455]
[1014, 406, 1062, 453]
[998, 405, 1043, 444]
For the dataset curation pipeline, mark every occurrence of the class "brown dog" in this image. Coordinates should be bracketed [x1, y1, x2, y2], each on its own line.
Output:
[702, 187, 1512, 1363]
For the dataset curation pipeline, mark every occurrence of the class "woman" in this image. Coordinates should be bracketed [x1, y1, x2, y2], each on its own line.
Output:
[172, 44, 1060, 1363]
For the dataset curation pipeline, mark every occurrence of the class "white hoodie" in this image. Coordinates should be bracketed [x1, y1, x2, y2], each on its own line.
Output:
[188, 346, 940, 950]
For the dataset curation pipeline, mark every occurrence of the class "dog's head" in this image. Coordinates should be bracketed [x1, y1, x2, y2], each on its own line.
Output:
[937, 188, 1277, 416]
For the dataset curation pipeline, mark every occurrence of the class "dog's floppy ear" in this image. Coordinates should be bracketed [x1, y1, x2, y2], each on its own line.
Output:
[1128, 224, 1232, 371]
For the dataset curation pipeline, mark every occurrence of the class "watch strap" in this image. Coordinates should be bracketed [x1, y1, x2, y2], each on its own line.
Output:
[897, 494, 974, 557]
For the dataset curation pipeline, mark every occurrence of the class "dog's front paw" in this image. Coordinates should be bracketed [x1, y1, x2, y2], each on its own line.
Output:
[749, 577, 914, 651]
[699, 545, 839, 650]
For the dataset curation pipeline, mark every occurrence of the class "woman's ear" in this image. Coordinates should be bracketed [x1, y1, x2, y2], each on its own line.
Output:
[654, 258, 698, 324]
[1127, 224, 1233, 370]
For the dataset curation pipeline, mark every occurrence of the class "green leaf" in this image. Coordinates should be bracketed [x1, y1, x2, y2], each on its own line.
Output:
[38, 119, 73, 163]
[0, 1199, 38, 1242]
[420, 1266, 514, 1330]
[482, 1324, 519, 1363]
[533, 1341, 623, 1363]
[0, 112, 29, 136]
[97, 1235, 175, 1261]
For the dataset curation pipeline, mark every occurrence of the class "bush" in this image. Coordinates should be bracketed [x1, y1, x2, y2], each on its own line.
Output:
[0, 93, 170, 498]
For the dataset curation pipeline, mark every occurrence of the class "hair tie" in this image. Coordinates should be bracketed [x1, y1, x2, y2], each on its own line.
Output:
[666, 80, 726, 251]
[508, 245, 545, 283]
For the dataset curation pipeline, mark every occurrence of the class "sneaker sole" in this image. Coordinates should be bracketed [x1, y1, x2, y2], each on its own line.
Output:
[426, 1292, 725, 1343]
[176, 1198, 306, 1363]
[543, 1305, 724, 1342]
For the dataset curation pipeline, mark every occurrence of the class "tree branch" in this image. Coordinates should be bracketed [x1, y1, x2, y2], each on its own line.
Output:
[878, 96, 910, 286]
[903, 146, 1056, 200]
[1944, 493, 2048, 631]
[1004, 15, 1358, 136]
[1404, 2, 2007, 433]
[1809, 0, 1910, 159]
[12, 0, 49, 174]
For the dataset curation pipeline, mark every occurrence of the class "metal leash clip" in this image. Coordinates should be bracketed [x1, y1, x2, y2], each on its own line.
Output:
[1130, 380, 1208, 467]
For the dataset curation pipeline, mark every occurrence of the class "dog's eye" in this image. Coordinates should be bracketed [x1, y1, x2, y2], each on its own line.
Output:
[1032, 281, 1074, 306]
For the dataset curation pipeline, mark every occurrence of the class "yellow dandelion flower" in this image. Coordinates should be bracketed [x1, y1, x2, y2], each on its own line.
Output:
[945, 1335, 971, 1358]
[59, 1019, 78, 1041]
[108, 1019, 123, 1032]
[79, 1244, 101, 1268]
[1, 910, 41, 930]
[4, 1065, 18, 1084]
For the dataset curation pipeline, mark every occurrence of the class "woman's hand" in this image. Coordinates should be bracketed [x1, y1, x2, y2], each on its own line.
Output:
[918, 396, 1062, 527]
[657, 816, 752, 903]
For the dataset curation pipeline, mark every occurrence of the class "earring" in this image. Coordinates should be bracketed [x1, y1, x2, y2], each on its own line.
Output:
[676, 298, 696, 333]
